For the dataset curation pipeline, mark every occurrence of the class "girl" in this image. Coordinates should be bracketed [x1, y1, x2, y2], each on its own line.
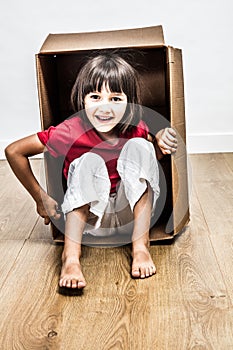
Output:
[5, 53, 177, 289]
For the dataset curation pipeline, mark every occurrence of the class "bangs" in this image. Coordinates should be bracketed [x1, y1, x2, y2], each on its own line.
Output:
[83, 63, 126, 95]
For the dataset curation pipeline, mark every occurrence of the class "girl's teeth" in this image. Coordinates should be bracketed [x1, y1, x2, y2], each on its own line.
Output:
[96, 116, 112, 121]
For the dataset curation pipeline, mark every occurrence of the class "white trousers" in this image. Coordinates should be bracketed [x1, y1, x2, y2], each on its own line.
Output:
[61, 138, 160, 236]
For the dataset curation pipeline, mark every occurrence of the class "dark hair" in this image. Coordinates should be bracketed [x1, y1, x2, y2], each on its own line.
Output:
[71, 52, 142, 133]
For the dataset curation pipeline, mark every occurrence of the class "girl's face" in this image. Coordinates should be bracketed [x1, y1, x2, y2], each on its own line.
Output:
[84, 83, 127, 135]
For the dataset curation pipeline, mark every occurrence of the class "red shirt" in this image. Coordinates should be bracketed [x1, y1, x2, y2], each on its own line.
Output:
[37, 115, 149, 193]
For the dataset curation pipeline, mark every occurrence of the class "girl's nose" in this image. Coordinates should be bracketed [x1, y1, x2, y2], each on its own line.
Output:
[99, 103, 111, 114]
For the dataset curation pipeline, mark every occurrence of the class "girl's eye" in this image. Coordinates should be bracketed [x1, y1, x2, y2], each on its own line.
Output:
[90, 94, 100, 100]
[111, 96, 122, 102]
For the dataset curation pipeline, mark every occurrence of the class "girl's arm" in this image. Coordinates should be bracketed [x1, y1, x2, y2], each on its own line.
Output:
[147, 133, 164, 160]
[5, 134, 61, 225]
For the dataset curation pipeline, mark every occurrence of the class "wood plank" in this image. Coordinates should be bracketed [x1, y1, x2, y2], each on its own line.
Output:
[0, 240, 25, 287]
[0, 160, 41, 240]
[193, 180, 233, 235]
[190, 154, 233, 303]
[189, 153, 233, 183]
[223, 152, 233, 172]
[147, 186, 233, 349]
[0, 240, 64, 349]
[30, 214, 54, 240]
[189, 153, 233, 235]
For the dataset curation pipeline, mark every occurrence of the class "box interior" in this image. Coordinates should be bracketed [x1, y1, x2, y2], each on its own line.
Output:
[37, 46, 176, 243]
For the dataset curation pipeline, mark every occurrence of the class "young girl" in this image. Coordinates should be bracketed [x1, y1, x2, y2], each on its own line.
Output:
[5, 53, 177, 289]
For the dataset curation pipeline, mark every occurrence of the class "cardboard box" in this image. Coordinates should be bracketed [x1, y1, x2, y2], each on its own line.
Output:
[36, 25, 189, 244]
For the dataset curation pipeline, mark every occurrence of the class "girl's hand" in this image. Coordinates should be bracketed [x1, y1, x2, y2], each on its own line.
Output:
[155, 127, 177, 155]
[36, 191, 61, 225]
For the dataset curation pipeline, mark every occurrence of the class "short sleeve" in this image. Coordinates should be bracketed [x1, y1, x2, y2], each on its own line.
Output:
[37, 119, 74, 158]
[134, 120, 149, 139]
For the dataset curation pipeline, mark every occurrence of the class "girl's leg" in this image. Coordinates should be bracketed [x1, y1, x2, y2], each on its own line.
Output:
[117, 138, 160, 279]
[131, 183, 156, 278]
[59, 205, 89, 289]
[60, 153, 111, 289]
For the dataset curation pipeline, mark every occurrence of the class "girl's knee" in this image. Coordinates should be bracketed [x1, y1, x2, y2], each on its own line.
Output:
[68, 152, 106, 182]
[121, 137, 155, 157]
[69, 153, 105, 173]
[67, 152, 109, 190]
[118, 138, 157, 169]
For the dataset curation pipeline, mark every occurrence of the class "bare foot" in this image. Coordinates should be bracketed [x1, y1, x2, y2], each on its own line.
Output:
[131, 246, 156, 279]
[59, 257, 86, 289]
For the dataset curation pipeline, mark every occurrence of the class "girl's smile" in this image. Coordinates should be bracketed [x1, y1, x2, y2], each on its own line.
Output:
[84, 83, 127, 136]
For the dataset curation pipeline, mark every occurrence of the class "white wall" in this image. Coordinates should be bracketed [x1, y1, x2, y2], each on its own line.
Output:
[0, 0, 232, 157]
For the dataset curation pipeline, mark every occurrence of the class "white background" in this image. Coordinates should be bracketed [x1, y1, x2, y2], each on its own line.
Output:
[0, 0, 232, 157]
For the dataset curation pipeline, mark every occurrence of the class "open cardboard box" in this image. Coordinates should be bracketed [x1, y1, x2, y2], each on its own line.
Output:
[36, 25, 189, 244]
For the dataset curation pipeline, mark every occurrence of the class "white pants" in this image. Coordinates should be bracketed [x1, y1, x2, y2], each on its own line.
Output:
[61, 138, 160, 236]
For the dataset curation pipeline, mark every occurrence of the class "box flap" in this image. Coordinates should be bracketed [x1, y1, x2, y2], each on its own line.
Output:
[39, 25, 165, 54]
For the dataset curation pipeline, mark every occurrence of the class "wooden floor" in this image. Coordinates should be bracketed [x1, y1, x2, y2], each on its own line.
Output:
[0, 153, 233, 349]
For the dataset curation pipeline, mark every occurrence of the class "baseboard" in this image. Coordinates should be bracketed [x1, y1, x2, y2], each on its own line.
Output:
[187, 133, 233, 154]
[1, 134, 233, 159]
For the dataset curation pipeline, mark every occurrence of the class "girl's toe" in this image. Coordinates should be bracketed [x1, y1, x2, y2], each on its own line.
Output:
[59, 279, 63, 287]
[140, 268, 146, 278]
[62, 279, 67, 287]
[71, 279, 78, 288]
[132, 267, 140, 278]
[78, 281, 86, 289]
[151, 266, 156, 275]
[66, 280, 71, 288]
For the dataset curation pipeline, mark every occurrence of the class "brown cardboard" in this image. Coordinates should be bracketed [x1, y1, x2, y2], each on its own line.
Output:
[40, 26, 165, 53]
[36, 25, 189, 243]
